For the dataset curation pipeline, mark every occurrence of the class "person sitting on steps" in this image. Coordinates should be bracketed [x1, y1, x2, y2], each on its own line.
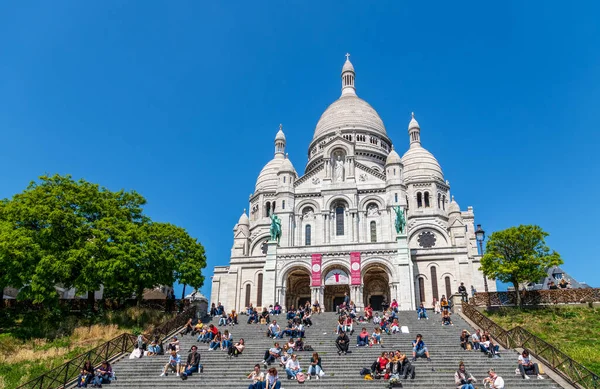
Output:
[247, 364, 265, 389]
[357, 327, 369, 346]
[180, 345, 202, 380]
[433, 298, 441, 314]
[307, 352, 322, 380]
[181, 318, 194, 335]
[302, 311, 312, 327]
[246, 303, 254, 316]
[208, 331, 222, 350]
[460, 329, 473, 350]
[312, 300, 321, 314]
[265, 367, 281, 389]
[454, 361, 476, 389]
[285, 353, 301, 380]
[336, 330, 350, 355]
[471, 329, 481, 350]
[480, 335, 500, 358]
[442, 310, 454, 326]
[267, 320, 281, 338]
[364, 303, 373, 321]
[228, 309, 239, 325]
[90, 360, 113, 388]
[417, 303, 428, 320]
[221, 329, 233, 350]
[160, 350, 181, 377]
[260, 307, 271, 324]
[218, 310, 228, 326]
[370, 351, 389, 376]
[398, 353, 415, 379]
[391, 318, 400, 334]
[247, 309, 259, 324]
[412, 334, 431, 361]
[262, 342, 282, 367]
[373, 312, 381, 325]
[370, 327, 382, 346]
[483, 368, 504, 389]
[76, 360, 94, 387]
[294, 337, 304, 351]
[440, 295, 449, 312]
[518, 349, 544, 380]
[228, 338, 245, 358]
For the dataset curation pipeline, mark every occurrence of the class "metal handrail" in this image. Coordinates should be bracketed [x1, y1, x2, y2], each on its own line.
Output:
[16, 305, 196, 389]
[462, 302, 599, 389]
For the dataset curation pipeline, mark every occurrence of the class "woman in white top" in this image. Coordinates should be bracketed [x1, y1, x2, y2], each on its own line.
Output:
[433, 298, 441, 314]
[285, 354, 301, 379]
[265, 367, 281, 389]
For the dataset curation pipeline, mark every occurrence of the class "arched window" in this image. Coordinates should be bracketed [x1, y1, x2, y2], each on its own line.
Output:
[437, 194, 441, 209]
[442, 195, 446, 210]
[257, 274, 263, 307]
[335, 206, 344, 236]
[445, 276, 452, 299]
[370, 221, 377, 242]
[265, 202, 271, 217]
[430, 266, 439, 300]
[282, 200, 285, 210]
[406, 196, 409, 209]
[424, 192, 430, 207]
[417, 193, 423, 208]
[305, 224, 312, 246]
[394, 193, 398, 203]
[245, 284, 251, 308]
[273, 201, 276, 211]
[418, 277, 426, 303]
[283, 176, 286, 183]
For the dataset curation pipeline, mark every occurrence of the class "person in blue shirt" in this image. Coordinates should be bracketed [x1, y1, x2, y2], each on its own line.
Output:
[160, 350, 181, 377]
[417, 303, 428, 320]
[411, 334, 431, 361]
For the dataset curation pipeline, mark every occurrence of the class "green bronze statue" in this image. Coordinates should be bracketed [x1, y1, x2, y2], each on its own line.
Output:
[393, 205, 406, 234]
[270, 213, 282, 244]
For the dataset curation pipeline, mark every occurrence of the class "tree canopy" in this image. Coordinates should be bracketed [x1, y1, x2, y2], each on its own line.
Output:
[0, 174, 206, 304]
[479, 224, 562, 305]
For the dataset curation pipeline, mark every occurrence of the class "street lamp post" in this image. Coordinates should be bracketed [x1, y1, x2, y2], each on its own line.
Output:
[475, 224, 489, 292]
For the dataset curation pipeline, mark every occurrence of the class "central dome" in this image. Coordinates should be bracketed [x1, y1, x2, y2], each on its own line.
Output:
[313, 95, 387, 141]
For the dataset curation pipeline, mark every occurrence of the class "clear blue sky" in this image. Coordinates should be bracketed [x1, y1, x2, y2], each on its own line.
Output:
[1, 1, 598, 298]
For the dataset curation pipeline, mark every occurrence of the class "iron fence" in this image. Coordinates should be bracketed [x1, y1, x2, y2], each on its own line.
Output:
[462, 302, 599, 389]
[470, 288, 600, 307]
[16, 305, 196, 389]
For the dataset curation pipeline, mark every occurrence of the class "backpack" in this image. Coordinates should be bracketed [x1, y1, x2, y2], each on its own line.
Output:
[304, 345, 314, 351]
[296, 372, 306, 384]
[360, 368, 371, 376]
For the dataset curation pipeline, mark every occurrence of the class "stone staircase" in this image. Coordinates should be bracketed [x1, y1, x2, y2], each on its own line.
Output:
[108, 311, 563, 389]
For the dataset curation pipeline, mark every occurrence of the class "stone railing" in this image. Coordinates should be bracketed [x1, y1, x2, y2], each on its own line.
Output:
[470, 288, 600, 307]
[462, 302, 599, 389]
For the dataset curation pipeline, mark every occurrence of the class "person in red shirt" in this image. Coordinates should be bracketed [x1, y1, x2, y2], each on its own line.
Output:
[356, 327, 370, 347]
[390, 299, 399, 312]
[364, 304, 373, 321]
[370, 352, 389, 375]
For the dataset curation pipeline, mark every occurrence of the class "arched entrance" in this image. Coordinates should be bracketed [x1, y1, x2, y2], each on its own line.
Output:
[323, 265, 350, 312]
[363, 264, 390, 311]
[285, 268, 311, 310]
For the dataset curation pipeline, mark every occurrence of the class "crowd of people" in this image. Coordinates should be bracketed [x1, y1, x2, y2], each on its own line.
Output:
[108, 294, 545, 387]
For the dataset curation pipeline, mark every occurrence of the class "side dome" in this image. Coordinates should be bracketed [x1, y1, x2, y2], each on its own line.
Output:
[278, 156, 297, 175]
[448, 196, 460, 215]
[402, 146, 444, 181]
[238, 209, 250, 226]
[255, 156, 285, 192]
[385, 148, 402, 165]
[313, 95, 387, 141]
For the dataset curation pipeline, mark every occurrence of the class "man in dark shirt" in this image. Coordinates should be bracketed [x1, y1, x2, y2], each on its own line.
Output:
[180, 345, 202, 380]
[458, 282, 468, 302]
[336, 331, 350, 355]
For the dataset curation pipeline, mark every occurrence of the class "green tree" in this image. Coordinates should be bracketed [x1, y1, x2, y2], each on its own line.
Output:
[0, 174, 206, 306]
[479, 224, 563, 306]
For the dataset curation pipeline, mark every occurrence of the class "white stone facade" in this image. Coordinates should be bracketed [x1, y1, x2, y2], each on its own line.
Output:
[211, 55, 495, 312]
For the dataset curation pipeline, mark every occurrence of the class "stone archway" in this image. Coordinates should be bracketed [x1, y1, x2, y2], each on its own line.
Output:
[285, 268, 311, 310]
[363, 265, 390, 311]
[322, 264, 350, 312]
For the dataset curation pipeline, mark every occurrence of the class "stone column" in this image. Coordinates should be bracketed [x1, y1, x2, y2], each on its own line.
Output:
[355, 212, 360, 242]
[263, 241, 279, 308]
[296, 216, 302, 247]
[323, 214, 329, 243]
[395, 234, 416, 310]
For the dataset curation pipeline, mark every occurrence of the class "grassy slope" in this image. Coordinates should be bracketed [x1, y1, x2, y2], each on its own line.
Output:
[483, 306, 600, 376]
[0, 308, 174, 389]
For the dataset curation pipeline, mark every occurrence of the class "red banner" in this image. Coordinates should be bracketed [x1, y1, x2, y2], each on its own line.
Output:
[311, 254, 322, 286]
[350, 252, 361, 285]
